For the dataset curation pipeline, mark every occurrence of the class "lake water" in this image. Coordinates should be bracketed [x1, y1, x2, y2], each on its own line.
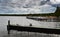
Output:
[0, 16, 60, 37]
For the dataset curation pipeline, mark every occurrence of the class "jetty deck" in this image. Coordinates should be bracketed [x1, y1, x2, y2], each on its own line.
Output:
[7, 20, 60, 34]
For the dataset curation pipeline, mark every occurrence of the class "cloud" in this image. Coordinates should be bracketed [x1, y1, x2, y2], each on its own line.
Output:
[50, 0, 60, 4]
[0, 0, 59, 14]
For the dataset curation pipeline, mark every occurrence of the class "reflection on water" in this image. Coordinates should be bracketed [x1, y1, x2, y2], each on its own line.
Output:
[0, 16, 60, 37]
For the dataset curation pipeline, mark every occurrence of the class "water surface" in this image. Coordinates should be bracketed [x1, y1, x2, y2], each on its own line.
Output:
[0, 16, 60, 37]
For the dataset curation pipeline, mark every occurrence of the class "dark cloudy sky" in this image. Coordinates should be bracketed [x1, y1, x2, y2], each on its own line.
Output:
[0, 0, 60, 14]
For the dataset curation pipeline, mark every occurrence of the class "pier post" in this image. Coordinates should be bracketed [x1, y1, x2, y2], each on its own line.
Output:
[7, 20, 10, 34]
[8, 20, 10, 26]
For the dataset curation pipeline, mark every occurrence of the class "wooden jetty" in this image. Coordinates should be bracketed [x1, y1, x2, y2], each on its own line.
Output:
[7, 20, 60, 34]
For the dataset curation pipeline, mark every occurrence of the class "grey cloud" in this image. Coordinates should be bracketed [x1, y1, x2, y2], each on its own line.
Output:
[0, 0, 47, 8]
[0, 0, 59, 14]
[0, 0, 60, 8]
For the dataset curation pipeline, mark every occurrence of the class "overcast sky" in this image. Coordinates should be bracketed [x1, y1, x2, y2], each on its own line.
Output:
[0, 0, 60, 14]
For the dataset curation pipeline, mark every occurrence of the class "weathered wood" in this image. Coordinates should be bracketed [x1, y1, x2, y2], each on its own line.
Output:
[7, 25, 60, 34]
[7, 20, 60, 35]
[7, 20, 10, 34]
[8, 20, 10, 26]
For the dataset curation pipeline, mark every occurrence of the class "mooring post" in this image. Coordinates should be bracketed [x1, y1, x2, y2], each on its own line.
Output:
[7, 20, 10, 34]
[8, 20, 10, 26]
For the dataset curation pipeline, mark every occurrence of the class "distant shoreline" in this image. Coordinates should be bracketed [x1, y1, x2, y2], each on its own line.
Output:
[0, 13, 60, 16]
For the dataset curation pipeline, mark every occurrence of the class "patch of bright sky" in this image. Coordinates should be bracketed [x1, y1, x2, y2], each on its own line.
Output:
[50, 0, 60, 4]
[0, 0, 60, 14]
